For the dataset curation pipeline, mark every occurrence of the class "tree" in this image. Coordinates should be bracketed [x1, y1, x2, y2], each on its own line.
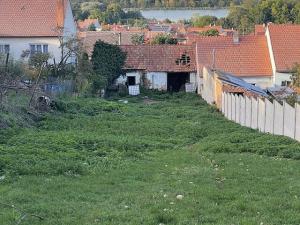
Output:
[291, 64, 300, 88]
[191, 15, 218, 28]
[151, 34, 178, 45]
[131, 34, 145, 45]
[91, 41, 126, 94]
[88, 23, 96, 31]
[200, 29, 219, 36]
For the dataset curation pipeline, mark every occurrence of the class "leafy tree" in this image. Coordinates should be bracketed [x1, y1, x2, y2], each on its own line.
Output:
[91, 41, 126, 94]
[151, 34, 178, 45]
[131, 34, 145, 45]
[200, 29, 219, 36]
[291, 64, 300, 88]
[88, 23, 96, 31]
[191, 15, 218, 27]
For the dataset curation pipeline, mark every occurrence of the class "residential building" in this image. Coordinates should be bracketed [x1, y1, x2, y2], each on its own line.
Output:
[119, 45, 197, 92]
[196, 34, 273, 90]
[265, 24, 300, 86]
[0, 0, 77, 63]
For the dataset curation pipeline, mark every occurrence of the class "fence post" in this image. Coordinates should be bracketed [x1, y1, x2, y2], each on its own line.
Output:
[295, 104, 300, 141]
[240, 95, 246, 126]
[258, 98, 266, 132]
[265, 98, 274, 134]
[235, 95, 240, 124]
[245, 96, 252, 128]
[228, 93, 232, 120]
[251, 97, 258, 129]
[231, 94, 236, 121]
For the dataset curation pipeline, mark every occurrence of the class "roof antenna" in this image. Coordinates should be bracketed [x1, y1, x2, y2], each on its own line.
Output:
[212, 49, 216, 71]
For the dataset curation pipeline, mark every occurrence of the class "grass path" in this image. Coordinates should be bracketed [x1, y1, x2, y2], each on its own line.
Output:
[0, 93, 299, 224]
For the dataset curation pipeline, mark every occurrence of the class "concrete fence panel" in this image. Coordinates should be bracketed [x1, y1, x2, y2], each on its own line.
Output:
[222, 92, 225, 114]
[283, 102, 296, 139]
[231, 94, 236, 121]
[265, 99, 274, 134]
[228, 93, 232, 120]
[251, 98, 258, 129]
[274, 101, 284, 136]
[240, 95, 246, 126]
[235, 95, 240, 124]
[245, 96, 252, 127]
[258, 98, 266, 132]
[295, 104, 300, 141]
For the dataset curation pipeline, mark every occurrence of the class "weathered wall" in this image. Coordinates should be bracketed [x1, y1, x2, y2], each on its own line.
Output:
[219, 93, 300, 142]
[146, 72, 167, 90]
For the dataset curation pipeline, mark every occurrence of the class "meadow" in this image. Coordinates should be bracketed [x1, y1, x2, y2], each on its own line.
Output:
[0, 93, 299, 224]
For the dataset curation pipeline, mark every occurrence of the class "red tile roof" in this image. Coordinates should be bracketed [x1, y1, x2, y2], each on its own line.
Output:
[82, 31, 145, 56]
[0, 0, 68, 37]
[268, 24, 300, 72]
[196, 35, 273, 77]
[120, 45, 196, 72]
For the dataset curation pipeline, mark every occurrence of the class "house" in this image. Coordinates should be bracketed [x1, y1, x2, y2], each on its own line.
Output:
[196, 34, 273, 90]
[119, 45, 197, 92]
[202, 66, 268, 108]
[0, 0, 77, 63]
[265, 24, 300, 86]
[77, 19, 101, 31]
[81, 31, 145, 56]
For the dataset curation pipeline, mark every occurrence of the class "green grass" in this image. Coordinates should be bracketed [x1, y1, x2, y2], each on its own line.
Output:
[0, 93, 300, 225]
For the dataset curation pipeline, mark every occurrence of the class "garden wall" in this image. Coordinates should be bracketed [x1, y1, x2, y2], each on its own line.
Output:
[221, 92, 300, 142]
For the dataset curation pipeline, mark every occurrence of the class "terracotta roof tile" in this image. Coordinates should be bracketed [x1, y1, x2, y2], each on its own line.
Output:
[196, 35, 273, 77]
[82, 31, 145, 56]
[120, 45, 196, 72]
[0, 0, 68, 37]
[268, 24, 300, 72]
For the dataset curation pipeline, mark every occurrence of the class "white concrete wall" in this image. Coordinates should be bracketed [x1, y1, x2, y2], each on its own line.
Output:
[218, 93, 300, 142]
[146, 72, 167, 91]
[251, 98, 258, 129]
[265, 99, 274, 133]
[240, 95, 246, 126]
[274, 72, 292, 86]
[201, 67, 215, 105]
[283, 102, 295, 139]
[258, 98, 266, 132]
[245, 96, 252, 127]
[274, 101, 284, 135]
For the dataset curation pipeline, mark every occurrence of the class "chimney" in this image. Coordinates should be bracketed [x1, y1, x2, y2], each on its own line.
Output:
[118, 32, 122, 45]
[56, 0, 65, 28]
[233, 31, 239, 44]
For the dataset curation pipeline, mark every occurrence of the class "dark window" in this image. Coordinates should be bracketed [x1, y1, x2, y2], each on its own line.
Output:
[0, 44, 10, 54]
[175, 54, 191, 66]
[43, 45, 48, 53]
[127, 76, 136, 86]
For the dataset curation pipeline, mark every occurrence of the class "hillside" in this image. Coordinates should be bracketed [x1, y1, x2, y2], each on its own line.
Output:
[1, 93, 300, 224]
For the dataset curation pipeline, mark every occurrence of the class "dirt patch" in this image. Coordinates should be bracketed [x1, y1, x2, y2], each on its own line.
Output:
[143, 98, 159, 105]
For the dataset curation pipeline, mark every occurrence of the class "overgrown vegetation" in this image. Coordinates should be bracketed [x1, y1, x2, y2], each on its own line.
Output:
[0, 93, 299, 224]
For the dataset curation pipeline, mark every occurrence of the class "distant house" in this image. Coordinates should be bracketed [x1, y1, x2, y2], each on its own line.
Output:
[119, 45, 198, 92]
[196, 34, 273, 90]
[77, 19, 101, 31]
[265, 24, 300, 86]
[81, 31, 145, 56]
[0, 0, 77, 63]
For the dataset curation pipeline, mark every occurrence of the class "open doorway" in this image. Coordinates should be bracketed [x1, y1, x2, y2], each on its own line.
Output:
[127, 76, 136, 86]
[167, 72, 189, 92]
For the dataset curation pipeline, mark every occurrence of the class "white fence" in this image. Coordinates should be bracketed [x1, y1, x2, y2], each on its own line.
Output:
[222, 92, 300, 141]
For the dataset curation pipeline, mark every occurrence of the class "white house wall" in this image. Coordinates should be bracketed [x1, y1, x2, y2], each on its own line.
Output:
[0, 37, 62, 62]
[146, 72, 168, 90]
[242, 76, 273, 89]
[116, 72, 142, 85]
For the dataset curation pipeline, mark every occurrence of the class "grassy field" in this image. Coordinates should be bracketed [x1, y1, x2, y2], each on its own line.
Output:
[0, 93, 300, 225]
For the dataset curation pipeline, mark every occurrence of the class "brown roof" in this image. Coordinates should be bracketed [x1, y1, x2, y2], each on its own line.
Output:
[120, 45, 196, 72]
[0, 0, 68, 37]
[82, 31, 145, 56]
[196, 35, 273, 77]
[268, 24, 300, 72]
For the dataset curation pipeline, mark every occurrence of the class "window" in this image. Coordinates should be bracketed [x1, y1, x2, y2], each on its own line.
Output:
[30, 44, 49, 55]
[0, 44, 10, 54]
[175, 54, 191, 66]
[281, 81, 291, 87]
